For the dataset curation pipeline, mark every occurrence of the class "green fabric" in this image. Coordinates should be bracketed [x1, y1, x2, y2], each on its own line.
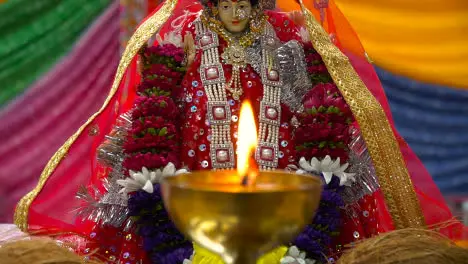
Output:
[0, 0, 111, 105]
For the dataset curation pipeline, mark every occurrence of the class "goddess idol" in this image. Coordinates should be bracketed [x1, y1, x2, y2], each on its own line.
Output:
[14, 0, 467, 263]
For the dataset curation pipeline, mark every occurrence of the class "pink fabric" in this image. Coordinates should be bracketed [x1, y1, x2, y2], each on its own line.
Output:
[0, 2, 120, 223]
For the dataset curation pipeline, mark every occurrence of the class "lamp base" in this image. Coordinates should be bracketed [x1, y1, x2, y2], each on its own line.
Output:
[225, 253, 257, 264]
[162, 170, 322, 264]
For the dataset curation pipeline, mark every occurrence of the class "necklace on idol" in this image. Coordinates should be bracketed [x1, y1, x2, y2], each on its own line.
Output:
[201, 13, 267, 101]
[197, 13, 283, 171]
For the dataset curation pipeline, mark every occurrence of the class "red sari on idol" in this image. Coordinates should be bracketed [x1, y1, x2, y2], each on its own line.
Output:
[14, 1, 467, 264]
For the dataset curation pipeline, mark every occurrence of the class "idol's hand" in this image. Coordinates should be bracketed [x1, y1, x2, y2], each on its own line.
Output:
[184, 32, 196, 67]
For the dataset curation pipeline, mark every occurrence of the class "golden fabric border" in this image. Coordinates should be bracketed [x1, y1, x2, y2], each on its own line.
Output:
[298, 0, 425, 229]
[14, 0, 178, 232]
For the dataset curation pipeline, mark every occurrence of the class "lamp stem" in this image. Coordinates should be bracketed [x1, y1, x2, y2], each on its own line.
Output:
[224, 253, 257, 264]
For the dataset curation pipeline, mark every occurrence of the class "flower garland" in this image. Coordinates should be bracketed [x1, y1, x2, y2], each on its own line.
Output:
[124, 44, 193, 263]
[286, 43, 355, 263]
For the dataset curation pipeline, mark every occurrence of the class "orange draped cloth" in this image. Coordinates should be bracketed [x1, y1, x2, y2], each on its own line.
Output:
[280, 0, 468, 89]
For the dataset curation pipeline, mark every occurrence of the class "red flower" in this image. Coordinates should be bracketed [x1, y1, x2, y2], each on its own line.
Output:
[295, 81, 356, 162]
[303, 84, 326, 109]
[124, 134, 178, 153]
[296, 148, 320, 160]
[121, 44, 185, 175]
[143, 64, 174, 77]
[305, 53, 323, 64]
[294, 123, 330, 143]
[129, 121, 177, 139]
[303, 43, 314, 51]
[132, 96, 178, 120]
[141, 76, 180, 88]
[123, 152, 179, 171]
[144, 44, 185, 64]
[307, 64, 328, 74]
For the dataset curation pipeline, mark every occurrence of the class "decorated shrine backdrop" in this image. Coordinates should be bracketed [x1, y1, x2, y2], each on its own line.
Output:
[0, 0, 467, 223]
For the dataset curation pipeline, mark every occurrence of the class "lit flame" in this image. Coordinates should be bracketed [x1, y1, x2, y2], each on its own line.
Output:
[237, 101, 258, 180]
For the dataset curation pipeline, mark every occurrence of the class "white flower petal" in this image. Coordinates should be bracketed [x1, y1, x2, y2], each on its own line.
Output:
[142, 167, 149, 176]
[299, 157, 315, 172]
[117, 179, 142, 193]
[162, 162, 176, 177]
[142, 180, 154, 193]
[330, 158, 341, 171]
[154, 169, 163, 180]
[150, 171, 157, 183]
[339, 162, 349, 172]
[310, 157, 321, 171]
[289, 246, 300, 258]
[347, 172, 356, 181]
[299, 252, 306, 259]
[133, 173, 148, 185]
[175, 169, 188, 175]
[116, 179, 128, 187]
[322, 172, 333, 184]
[322, 155, 332, 167]
[339, 174, 347, 186]
[280, 256, 296, 264]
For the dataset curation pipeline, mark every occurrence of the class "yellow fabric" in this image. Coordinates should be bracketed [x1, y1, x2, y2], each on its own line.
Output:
[192, 243, 288, 264]
[278, 0, 468, 89]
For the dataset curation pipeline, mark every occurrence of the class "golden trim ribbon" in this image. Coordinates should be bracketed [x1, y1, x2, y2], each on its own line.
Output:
[14, 0, 178, 231]
[298, 0, 425, 229]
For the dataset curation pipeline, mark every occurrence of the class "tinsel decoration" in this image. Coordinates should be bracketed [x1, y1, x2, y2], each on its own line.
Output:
[75, 167, 133, 230]
[341, 129, 380, 205]
[75, 113, 134, 230]
[276, 39, 312, 112]
[97, 112, 132, 168]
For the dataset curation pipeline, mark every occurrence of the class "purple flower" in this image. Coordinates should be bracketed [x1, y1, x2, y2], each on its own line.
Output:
[292, 175, 344, 263]
[127, 183, 193, 263]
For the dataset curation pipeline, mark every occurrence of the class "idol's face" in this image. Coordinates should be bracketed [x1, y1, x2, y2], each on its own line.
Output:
[217, 0, 252, 34]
